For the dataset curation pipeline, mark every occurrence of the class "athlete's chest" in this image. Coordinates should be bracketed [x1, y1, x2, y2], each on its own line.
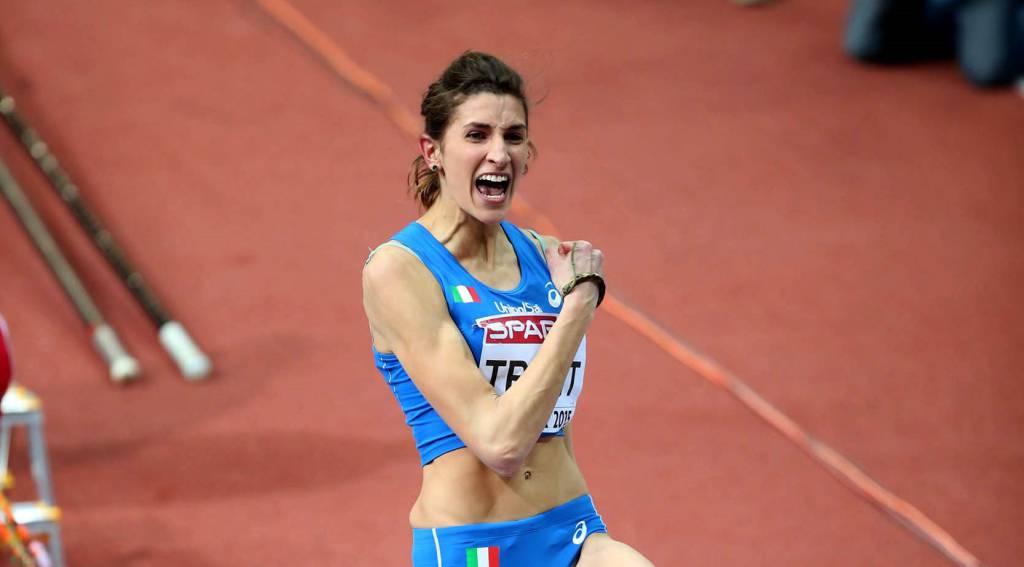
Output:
[456, 256, 523, 291]
[447, 285, 585, 434]
[445, 278, 564, 350]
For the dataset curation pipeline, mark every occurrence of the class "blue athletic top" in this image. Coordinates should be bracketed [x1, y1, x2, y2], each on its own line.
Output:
[371, 221, 587, 466]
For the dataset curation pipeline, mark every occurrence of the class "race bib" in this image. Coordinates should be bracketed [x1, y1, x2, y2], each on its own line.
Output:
[476, 313, 585, 433]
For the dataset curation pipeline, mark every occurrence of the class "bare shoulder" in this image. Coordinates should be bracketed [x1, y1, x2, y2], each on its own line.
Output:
[362, 243, 442, 303]
[364, 243, 425, 284]
[517, 227, 560, 258]
[362, 242, 446, 350]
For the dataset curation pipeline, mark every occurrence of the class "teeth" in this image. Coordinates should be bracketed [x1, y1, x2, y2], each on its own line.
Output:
[479, 174, 509, 183]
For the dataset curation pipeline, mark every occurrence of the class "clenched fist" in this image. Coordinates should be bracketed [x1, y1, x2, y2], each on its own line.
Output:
[545, 240, 605, 309]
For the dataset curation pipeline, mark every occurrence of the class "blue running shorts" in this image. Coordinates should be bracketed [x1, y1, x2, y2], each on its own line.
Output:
[411, 494, 608, 566]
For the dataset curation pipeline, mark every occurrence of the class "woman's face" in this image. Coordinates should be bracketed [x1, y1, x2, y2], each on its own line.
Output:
[433, 92, 529, 224]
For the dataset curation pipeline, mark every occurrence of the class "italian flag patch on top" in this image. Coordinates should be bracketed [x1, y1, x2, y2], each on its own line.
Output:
[451, 285, 481, 304]
[466, 546, 499, 566]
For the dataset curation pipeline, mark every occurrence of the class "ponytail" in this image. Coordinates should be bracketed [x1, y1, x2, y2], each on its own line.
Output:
[408, 155, 440, 209]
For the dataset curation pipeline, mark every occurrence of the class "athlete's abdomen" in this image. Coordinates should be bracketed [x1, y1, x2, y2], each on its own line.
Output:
[410, 436, 588, 528]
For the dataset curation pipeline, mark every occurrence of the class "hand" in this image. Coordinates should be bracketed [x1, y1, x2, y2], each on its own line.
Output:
[545, 240, 604, 308]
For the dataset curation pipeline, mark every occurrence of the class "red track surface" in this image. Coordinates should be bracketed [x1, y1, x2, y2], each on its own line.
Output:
[0, 2, 1021, 565]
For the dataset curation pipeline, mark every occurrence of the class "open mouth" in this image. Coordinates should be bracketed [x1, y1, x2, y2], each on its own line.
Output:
[474, 173, 511, 203]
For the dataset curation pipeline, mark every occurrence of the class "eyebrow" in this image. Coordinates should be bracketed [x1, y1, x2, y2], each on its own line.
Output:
[463, 121, 527, 131]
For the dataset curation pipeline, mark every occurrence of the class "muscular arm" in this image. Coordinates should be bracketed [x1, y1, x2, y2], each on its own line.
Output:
[362, 244, 596, 477]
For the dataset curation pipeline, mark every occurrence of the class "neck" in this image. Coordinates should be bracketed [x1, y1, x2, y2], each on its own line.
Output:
[418, 194, 505, 266]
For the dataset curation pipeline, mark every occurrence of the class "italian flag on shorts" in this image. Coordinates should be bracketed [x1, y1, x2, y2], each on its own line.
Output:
[465, 546, 499, 566]
[451, 285, 481, 304]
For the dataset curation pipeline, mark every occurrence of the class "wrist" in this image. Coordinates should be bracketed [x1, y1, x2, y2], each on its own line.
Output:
[561, 283, 599, 313]
[560, 272, 605, 309]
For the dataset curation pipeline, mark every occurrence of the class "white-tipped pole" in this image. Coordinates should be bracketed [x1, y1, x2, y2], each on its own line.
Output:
[159, 321, 211, 380]
[91, 324, 141, 383]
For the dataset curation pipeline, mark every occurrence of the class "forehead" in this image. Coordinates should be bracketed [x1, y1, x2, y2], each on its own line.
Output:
[450, 92, 526, 128]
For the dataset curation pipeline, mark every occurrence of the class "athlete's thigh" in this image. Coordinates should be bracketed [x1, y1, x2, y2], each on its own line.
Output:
[576, 533, 654, 566]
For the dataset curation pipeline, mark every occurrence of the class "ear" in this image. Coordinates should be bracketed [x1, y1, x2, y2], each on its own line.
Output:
[419, 134, 441, 170]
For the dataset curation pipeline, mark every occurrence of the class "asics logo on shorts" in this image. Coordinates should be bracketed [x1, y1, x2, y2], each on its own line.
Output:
[572, 520, 587, 545]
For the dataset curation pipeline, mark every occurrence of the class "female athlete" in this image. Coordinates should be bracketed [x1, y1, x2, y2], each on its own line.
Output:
[362, 51, 653, 566]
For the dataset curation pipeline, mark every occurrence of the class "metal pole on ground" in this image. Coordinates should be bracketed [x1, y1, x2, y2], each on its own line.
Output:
[0, 86, 211, 380]
[0, 158, 140, 383]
